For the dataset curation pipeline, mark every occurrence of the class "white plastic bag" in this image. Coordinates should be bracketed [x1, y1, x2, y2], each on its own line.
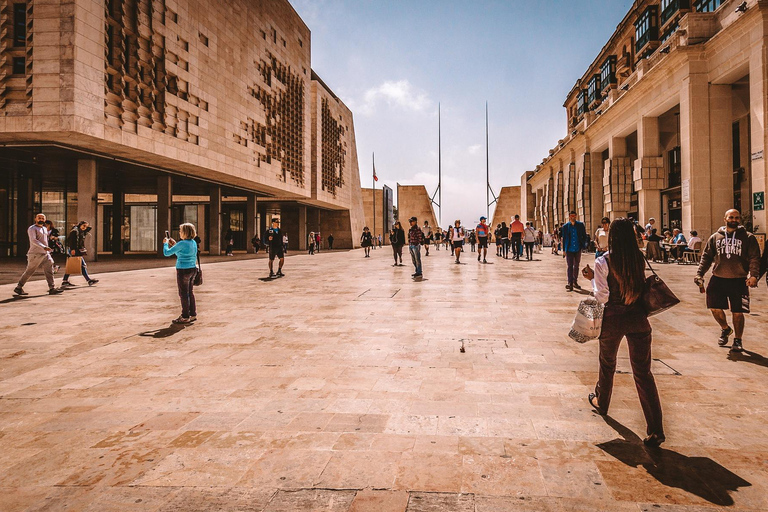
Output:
[568, 297, 604, 343]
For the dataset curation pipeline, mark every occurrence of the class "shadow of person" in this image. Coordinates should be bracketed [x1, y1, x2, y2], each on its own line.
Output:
[596, 415, 750, 506]
[727, 349, 768, 369]
[138, 323, 188, 338]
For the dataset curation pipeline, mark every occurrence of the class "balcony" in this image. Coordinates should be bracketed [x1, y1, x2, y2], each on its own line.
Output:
[661, 0, 690, 27]
[635, 6, 659, 56]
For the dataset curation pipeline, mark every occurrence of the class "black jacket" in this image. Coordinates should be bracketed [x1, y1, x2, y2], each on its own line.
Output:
[390, 228, 405, 246]
[66, 223, 90, 256]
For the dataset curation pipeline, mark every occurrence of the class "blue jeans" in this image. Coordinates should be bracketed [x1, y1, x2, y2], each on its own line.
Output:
[63, 257, 91, 282]
[409, 244, 422, 275]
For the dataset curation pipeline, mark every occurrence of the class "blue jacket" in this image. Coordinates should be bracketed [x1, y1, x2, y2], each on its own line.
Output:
[164, 239, 198, 269]
[561, 221, 588, 253]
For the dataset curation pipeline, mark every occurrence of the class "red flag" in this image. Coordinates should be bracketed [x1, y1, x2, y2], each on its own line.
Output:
[373, 166, 378, 182]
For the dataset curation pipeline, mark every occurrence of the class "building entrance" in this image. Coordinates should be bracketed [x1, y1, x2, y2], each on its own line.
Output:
[222, 204, 247, 251]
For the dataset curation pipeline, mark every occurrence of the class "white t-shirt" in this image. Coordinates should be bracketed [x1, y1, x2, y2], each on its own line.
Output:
[451, 227, 464, 241]
[595, 227, 609, 251]
[688, 236, 702, 249]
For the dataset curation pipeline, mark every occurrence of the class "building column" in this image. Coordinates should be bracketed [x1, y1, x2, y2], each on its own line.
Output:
[605, 137, 631, 221]
[246, 194, 257, 254]
[680, 70, 712, 235]
[112, 175, 125, 255]
[156, 175, 172, 256]
[634, 116, 664, 227]
[749, 45, 768, 233]
[588, 151, 604, 234]
[16, 167, 33, 257]
[298, 206, 307, 251]
[710, 84, 734, 230]
[209, 186, 221, 255]
[77, 159, 98, 261]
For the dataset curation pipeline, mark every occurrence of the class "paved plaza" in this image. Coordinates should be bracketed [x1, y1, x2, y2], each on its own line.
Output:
[1, 247, 768, 511]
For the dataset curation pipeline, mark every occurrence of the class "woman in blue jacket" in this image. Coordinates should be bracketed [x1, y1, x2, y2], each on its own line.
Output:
[163, 223, 198, 324]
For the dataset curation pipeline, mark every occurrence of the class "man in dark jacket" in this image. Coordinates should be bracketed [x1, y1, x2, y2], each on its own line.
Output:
[61, 221, 99, 287]
[695, 209, 761, 353]
[561, 211, 588, 291]
[408, 216, 424, 278]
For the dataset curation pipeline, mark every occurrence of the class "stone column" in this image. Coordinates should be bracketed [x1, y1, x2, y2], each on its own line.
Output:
[246, 194, 257, 254]
[77, 159, 98, 261]
[209, 186, 221, 255]
[749, 46, 768, 232]
[680, 70, 712, 235]
[112, 175, 125, 255]
[634, 117, 664, 227]
[709, 84, 734, 229]
[156, 175, 172, 256]
[298, 206, 307, 251]
[605, 137, 631, 221]
[16, 168, 33, 257]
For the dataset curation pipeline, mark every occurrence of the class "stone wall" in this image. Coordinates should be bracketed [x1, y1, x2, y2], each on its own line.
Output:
[397, 185, 438, 232]
[490, 186, 521, 228]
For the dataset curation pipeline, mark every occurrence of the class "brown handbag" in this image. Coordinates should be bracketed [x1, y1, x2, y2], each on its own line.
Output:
[643, 256, 680, 316]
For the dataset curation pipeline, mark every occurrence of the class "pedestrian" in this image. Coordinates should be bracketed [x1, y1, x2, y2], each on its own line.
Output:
[561, 211, 587, 291]
[61, 221, 99, 288]
[327, 233, 334, 250]
[523, 222, 536, 261]
[510, 215, 525, 261]
[283, 233, 289, 254]
[594, 217, 610, 259]
[390, 221, 405, 266]
[225, 229, 235, 256]
[434, 229, 442, 251]
[266, 218, 285, 278]
[683, 230, 702, 256]
[476, 216, 491, 263]
[551, 224, 560, 255]
[498, 222, 510, 259]
[13, 213, 63, 296]
[316, 232, 322, 252]
[449, 219, 465, 264]
[44, 219, 64, 273]
[694, 209, 761, 353]
[163, 222, 199, 324]
[308, 231, 315, 255]
[408, 216, 424, 278]
[494, 224, 502, 256]
[582, 217, 665, 448]
[422, 221, 432, 256]
[251, 234, 261, 254]
[361, 227, 373, 257]
[645, 217, 656, 237]
[377, 233, 383, 249]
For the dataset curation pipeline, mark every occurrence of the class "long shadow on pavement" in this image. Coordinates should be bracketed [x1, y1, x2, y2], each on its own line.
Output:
[727, 349, 768, 369]
[138, 323, 188, 338]
[597, 415, 750, 506]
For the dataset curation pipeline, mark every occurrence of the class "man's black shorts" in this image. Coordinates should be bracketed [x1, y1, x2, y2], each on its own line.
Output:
[478, 237, 488, 249]
[706, 276, 750, 313]
[269, 249, 285, 261]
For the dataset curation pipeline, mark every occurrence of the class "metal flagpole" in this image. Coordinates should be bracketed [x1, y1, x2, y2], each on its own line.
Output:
[430, 103, 442, 224]
[373, 152, 376, 238]
[486, 102, 498, 221]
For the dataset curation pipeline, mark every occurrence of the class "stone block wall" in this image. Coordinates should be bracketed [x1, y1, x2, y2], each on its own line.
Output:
[603, 157, 633, 215]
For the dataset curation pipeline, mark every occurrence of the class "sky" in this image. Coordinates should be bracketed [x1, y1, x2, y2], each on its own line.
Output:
[291, 0, 635, 228]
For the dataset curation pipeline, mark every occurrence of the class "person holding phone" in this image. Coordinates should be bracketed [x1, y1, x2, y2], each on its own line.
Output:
[163, 223, 198, 324]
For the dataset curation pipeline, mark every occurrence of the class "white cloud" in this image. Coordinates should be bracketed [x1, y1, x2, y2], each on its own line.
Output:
[355, 80, 430, 116]
[468, 144, 482, 155]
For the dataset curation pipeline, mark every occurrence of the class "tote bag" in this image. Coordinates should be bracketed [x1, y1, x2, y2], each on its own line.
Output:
[643, 257, 680, 316]
[568, 297, 604, 343]
[65, 256, 83, 275]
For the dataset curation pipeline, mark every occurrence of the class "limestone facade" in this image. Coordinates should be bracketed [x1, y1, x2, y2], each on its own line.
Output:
[525, 0, 768, 241]
[0, 0, 365, 257]
[362, 185, 394, 244]
[396, 185, 438, 234]
[490, 186, 521, 229]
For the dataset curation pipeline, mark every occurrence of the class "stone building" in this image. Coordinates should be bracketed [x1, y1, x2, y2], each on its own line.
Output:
[0, 0, 364, 259]
[525, 0, 767, 241]
[490, 186, 521, 229]
[362, 185, 393, 244]
[396, 185, 438, 233]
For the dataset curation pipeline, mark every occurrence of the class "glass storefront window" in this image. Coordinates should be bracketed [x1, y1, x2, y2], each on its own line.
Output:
[129, 205, 156, 252]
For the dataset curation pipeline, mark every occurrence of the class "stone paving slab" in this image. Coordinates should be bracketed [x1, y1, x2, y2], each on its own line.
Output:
[1, 247, 767, 511]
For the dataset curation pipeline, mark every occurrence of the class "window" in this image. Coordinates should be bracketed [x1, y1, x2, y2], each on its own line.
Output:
[635, 6, 659, 54]
[588, 75, 601, 104]
[577, 90, 588, 116]
[600, 56, 616, 89]
[661, 21, 679, 44]
[12, 56, 25, 75]
[660, 0, 689, 26]
[668, 146, 681, 188]
[13, 3, 26, 47]
[694, 0, 724, 12]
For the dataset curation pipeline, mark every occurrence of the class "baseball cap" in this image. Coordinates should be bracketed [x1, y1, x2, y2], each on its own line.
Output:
[480, 216, 486, 220]
[409, 216, 417, 222]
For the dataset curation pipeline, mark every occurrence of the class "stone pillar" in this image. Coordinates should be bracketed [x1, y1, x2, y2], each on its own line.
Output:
[112, 176, 125, 255]
[749, 45, 768, 232]
[298, 206, 307, 251]
[634, 117, 664, 227]
[246, 194, 257, 254]
[156, 175, 172, 256]
[77, 159, 98, 261]
[709, 84, 734, 230]
[576, 153, 590, 227]
[16, 169, 33, 257]
[605, 137, 631, 221]
[680, 70, 712, 235]
[209, 186, 221, 255]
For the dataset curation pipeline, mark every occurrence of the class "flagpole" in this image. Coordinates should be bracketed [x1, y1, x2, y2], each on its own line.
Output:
[486, 102, 490, 220]
[373, 152, 376, 239]
[438, 103, 442, 225]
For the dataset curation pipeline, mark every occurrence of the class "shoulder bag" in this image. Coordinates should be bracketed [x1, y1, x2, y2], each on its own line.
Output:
[643, 256, 679, 316]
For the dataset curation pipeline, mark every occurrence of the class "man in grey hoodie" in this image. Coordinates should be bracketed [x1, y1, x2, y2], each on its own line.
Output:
[695, 209, 761, 353]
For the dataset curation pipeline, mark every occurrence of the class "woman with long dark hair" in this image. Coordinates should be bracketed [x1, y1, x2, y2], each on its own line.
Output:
[582, 217, 665, 447]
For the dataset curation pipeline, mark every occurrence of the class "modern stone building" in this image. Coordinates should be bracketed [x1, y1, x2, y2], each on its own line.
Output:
[396, 184, 438, 233]
[0, 0, 365, 259]
[362, 185, 393, 244]
[525, 0, 767, 241]
[490, 186, 521, 229]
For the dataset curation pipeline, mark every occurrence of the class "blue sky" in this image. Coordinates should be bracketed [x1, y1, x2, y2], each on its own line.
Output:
[292, 0, 635, 228]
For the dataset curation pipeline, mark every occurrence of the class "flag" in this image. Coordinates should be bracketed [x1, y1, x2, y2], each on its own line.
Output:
[373, 166, 378, 182]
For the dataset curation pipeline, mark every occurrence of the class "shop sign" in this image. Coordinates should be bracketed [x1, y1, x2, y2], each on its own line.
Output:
[754, 191, 765, 212]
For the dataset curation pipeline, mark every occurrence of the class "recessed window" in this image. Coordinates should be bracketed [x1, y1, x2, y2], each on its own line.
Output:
[600, 56, 616, 89]
[577, 90, 588, 116]
[13, 3, 26, 47]
[166, 8, 178, 23]
[298, 39, 303, 47]
[635, 6, 659, 54]
[12, 56, 25, 75]
[660, 0, 690, 26]
[199, 32, 208, 46]
[694, 0, 723, 12]
[588, 75, 602, 104]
